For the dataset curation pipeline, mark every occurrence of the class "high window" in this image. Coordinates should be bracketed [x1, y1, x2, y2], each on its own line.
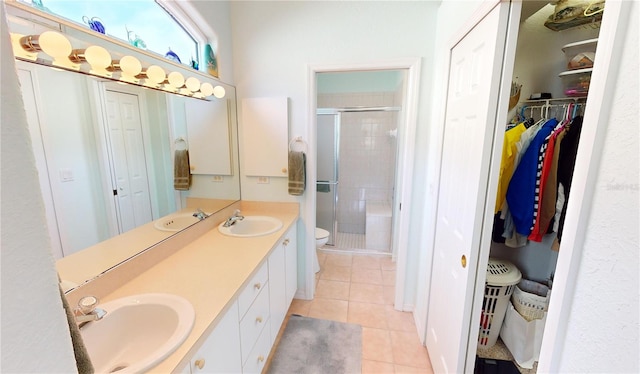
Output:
[23, 0, 200, 67]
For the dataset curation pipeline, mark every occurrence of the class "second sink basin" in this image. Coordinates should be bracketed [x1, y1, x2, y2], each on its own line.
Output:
[218, 216, 283, 237]
[81, 293, 195, 374]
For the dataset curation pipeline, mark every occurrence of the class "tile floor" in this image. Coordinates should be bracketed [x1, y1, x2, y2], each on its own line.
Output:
[282, 250, 434, 374]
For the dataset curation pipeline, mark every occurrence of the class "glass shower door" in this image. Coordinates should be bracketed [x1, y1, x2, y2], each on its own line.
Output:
[316, 112, 339, 246]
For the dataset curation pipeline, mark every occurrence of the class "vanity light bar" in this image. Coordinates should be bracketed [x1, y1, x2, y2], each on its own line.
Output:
[9, 31, 225, 100]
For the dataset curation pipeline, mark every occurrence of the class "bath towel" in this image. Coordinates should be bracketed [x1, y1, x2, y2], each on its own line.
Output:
[59, 286, 94, 374]
[174, 149, 191, 190]
[288, 151, 306, 196]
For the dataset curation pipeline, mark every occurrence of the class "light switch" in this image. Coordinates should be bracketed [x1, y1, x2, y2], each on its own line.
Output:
[59, 168, 74, 182]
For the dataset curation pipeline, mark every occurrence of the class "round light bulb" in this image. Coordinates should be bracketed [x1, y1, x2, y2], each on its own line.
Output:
[145, 65, 166, 85]
[167, 71, 185, 88]
[200, 82, 214, 97]
[39, 31, 72, 60]
[213, 85, 226, 99]
[119, 56, 142, 82]
[185, 77, 201, 92]
[84, 45, 112, 77]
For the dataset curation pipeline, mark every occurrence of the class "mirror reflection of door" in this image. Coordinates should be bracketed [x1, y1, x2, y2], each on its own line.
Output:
[104, 90, 153, 233]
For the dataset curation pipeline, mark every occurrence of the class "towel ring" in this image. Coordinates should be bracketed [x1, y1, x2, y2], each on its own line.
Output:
[175, 137, 188, 150]
[289, 136, 307, 153]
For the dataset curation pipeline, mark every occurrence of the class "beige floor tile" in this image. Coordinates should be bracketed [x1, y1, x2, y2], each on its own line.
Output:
[383, 285, 396, 305]
[315, 279, 350, 300]
[325, 253, 353, 267]
[317, 250, 327, 266]
[353, 255, 383, 269]
[287, 299, 312, 316]
[385, 305, 416, 332]
[319, 265, 352, 282]
[307, 298, 348, 322]
[394, 364, 434, 374]
[390, 331, 431, 369]
[382, 270, 396, 286]
[350, 283, 386, 304]
[362, 327, 394, 364]
[362, 359, 396, 373]
[352, 267, 384, 285]
[381, 257, 396, 271]
[348, 302, 388, 329]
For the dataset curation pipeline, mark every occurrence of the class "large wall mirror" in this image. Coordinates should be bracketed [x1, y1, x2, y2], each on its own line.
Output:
[6, 2, 241, 290]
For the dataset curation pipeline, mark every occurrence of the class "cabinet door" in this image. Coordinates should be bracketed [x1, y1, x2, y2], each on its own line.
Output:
[189, 301, 242, 373]
[284, 226, 298, 304]
[241, 97, 288, 177]
[268, 241, 287, 346]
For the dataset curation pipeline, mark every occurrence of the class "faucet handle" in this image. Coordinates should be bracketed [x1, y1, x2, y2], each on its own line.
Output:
[77, 295, 99, 314]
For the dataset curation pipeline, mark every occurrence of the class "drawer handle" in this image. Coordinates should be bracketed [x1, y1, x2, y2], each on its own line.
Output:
[256, 316, 263, 323]
[195, 359, 205, 369]
[254, 282, 261, 290]
[258, 355, 265, 363]
[283, 238, 290, 246]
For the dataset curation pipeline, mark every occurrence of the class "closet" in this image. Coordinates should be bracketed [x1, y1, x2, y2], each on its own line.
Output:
[476, 1, 604, 372]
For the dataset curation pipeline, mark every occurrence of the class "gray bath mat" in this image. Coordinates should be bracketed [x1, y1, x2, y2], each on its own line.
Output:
[267, 315, 362, 374]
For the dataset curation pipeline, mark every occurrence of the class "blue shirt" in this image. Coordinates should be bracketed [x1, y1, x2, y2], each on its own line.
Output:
[506, 118, 559, 236]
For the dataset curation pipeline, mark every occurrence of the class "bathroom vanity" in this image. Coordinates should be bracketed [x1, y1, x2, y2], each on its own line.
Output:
[64, 201, 299, 373]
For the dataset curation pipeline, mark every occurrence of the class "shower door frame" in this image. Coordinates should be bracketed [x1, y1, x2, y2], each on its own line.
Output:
[317, 106, 402, 250]
[316, 110, 340, 246]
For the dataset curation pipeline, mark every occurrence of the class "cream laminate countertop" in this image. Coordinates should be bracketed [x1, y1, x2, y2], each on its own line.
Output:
[91, 201, 299, 373]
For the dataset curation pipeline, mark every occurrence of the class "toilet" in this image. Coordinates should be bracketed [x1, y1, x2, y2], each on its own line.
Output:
[314, 228, 330, 273]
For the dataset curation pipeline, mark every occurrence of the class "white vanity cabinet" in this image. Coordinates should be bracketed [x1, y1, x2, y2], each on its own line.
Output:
[184, 301, 242, 374]
[268, 225, 298, 346]
[178, 224, 298, 374]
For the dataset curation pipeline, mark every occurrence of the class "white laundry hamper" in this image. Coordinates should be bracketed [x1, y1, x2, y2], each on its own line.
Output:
[477, 258, 522, 349]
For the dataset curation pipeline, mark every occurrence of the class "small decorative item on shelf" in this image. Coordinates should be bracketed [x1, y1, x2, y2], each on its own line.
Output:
[125, 26, 146, 49]
[544, 0, 605, 31]
[31, 0, 49, 12]
[204, 43, 218, 78]
[190, 57, 199, 70]
[82, 16, 105, 34]
[165, 48, 181, 63]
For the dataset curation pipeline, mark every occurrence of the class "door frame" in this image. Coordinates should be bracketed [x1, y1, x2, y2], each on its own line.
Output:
[421, 0, 631, 371]
[88, 81, 157, 235]
[305, 59, 421, 305]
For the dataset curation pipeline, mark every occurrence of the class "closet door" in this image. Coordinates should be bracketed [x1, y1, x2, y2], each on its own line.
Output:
[425, 2, 516, 373]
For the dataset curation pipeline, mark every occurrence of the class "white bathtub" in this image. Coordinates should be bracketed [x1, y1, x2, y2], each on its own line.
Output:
[365, 200, 392, 251]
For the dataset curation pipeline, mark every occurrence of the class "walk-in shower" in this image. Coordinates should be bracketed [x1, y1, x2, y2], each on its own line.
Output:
[316, 105, 400, 252]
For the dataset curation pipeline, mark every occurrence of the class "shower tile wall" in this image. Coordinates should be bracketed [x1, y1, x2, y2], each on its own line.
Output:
[318, 92, 399, 235]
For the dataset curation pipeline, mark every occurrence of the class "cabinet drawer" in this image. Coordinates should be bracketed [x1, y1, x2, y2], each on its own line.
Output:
[240, 282, 270, 364]
[242, 320, 271, 374]
[238, 261, 268, 319]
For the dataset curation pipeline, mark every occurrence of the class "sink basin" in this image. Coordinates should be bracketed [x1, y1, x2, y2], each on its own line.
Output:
[154, 212, 209, 232]
[80, 293, 195, 374]
[218, 216, 283, 237]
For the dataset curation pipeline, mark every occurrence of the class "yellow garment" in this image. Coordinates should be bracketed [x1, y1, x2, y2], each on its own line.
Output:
[495, 123, 526, 213]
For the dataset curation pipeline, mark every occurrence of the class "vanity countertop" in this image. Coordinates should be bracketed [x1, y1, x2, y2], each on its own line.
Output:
[90, 201, 299, 373]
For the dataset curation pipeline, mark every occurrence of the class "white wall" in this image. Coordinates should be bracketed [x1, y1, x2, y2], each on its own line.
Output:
[557, 1, 639, 371]
[0, 8, 77, 372]
[229, 0, 440, 301]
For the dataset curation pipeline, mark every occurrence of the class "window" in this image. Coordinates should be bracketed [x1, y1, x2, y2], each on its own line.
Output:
[24, 0, 201, 67]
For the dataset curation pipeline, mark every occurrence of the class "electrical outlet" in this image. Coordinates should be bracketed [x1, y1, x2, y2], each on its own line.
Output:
[257, 177, 270, 184]
[212, 175, 223, 182]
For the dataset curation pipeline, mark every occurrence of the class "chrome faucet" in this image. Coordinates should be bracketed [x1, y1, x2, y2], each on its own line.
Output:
[74, 296, 107, 328]
[193, 208, 210, 220]
[223, 209, 244, 227]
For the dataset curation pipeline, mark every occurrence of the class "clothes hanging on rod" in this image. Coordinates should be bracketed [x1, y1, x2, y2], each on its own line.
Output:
[494, 99, 585, 249]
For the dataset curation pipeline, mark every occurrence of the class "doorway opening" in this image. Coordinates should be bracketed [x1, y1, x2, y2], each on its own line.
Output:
[315, 70, 406, 255]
